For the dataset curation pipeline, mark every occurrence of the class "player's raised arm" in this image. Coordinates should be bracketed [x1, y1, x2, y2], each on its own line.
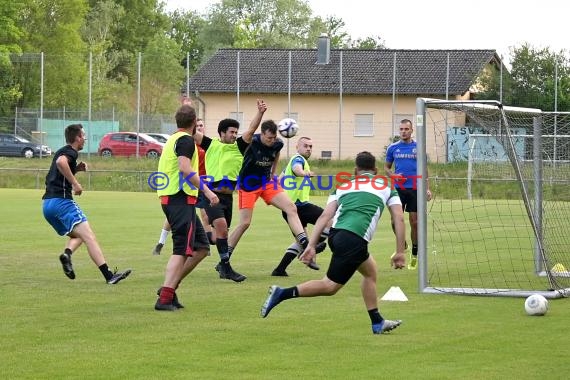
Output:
[241, 99, 267, 143]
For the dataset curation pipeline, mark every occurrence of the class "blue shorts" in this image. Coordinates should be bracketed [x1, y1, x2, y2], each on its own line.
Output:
[43, 198, 87, 236]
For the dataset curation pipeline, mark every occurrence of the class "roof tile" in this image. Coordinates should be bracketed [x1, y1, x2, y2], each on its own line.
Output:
[189, 49, 498, 95]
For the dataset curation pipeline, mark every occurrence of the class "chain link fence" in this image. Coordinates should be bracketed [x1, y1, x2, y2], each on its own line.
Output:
[1, 50, 567, 159]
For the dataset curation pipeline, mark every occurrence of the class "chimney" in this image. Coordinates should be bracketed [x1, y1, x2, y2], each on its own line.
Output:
[317, 33, 330, 65]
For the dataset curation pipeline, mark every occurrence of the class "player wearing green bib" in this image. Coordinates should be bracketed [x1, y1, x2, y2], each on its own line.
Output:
[261, 152, 407, 335]
[192, 101, 267, 282]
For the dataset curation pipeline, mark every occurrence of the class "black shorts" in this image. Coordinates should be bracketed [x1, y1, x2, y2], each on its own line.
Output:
[326, 229, 369, 285]
[281, 202, 323, 227]
[161, 192, 209, 256]
[195, 191, 208, 209]
[204, 192, 234, 227]
[396, 188, 417, 213]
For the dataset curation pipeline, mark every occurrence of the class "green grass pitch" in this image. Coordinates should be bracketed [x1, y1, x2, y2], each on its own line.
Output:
[0, 189, 568, 379]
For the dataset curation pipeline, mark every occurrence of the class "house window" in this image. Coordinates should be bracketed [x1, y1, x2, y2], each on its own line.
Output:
[229, 112, 244, 125]
[354, 114, 374, 137]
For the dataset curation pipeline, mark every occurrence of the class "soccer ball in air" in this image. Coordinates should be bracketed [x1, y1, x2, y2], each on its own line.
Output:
[524, 294, 549, 316]
[278, 118, 299, 138]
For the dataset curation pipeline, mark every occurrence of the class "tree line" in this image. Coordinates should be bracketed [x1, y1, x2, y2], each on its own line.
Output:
[0, 0, 568, 121]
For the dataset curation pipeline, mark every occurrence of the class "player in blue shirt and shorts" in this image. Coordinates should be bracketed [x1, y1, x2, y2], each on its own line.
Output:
[384, 119, 432, 269]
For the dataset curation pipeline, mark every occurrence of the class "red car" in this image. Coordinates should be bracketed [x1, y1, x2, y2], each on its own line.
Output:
[98, 132, 163, 158]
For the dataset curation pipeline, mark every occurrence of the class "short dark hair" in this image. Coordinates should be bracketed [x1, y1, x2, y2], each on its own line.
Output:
[218, 118, 240, 135]
[355, 151, 376, 171]
[65, 124, 83, 144]
[261, 120, 277, 134]
[175, 105, 197, 130]
[400, 119, 413, 127]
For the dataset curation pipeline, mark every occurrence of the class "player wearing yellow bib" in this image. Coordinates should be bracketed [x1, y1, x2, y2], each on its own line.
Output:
[191, 101, 266, 282]
[155, 105, 219, 311]
[271, 137, 329, 276]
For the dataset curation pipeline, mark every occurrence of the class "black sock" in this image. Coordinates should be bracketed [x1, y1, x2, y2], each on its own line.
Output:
[281, 286, 299, 300]
[64, 248, 72, 256]
[99, 263, 113, 281]
[227, 246, 234, 258]
[295, 232, 308, 248]
[274, 242, 301, 272]
[412, 244, 418, 257]
[274, 252, 297, 272]
[368, 308, 383, 325]
[216, 238, 229, 263]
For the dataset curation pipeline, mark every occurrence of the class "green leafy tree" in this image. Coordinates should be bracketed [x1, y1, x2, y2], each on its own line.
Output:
[307, 16, 350, 48]
[140, 34, 184, 114]
[200, 0, 385, 55]
[166, 9, 207, 73]
[0, 53, 22, 116]
[82, 0, 128, 112]
[509, 44, 570, 111]
[103, 0, 169, 82]
[0, 0, 25, 53]
[349, 36, 386, 49]
[0, 0, 27, 115]
[473, 60, 513, 104]
[476, 44, 570, 112]
[202, 0, 314, 52]
[19, 0, 89, 109]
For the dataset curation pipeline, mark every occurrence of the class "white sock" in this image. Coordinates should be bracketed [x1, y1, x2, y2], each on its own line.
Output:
[159, 229, 169, 245]
[286, 242, 303, 257]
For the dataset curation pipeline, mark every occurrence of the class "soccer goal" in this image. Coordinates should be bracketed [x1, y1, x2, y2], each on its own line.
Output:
[415, 98, 570, 298]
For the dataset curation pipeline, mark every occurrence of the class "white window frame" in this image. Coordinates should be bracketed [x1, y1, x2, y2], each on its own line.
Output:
[354, 114, 374, 137]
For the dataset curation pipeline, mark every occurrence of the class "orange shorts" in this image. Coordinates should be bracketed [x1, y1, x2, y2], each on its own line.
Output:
[238, 181, 283, 209]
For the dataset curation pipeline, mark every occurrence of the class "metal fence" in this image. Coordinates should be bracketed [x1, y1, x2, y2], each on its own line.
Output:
[1, 50, 567, 159]
[0, 168, 157, 192]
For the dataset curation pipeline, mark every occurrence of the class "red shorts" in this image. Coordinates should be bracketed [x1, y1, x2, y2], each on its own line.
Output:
[238, 181, 283, 209]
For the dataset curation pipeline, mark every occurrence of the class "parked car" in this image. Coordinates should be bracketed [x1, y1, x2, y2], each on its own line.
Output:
[0, 133, 52, 158]
[145, 133, 170, 144]
[98, 132, 163, 158]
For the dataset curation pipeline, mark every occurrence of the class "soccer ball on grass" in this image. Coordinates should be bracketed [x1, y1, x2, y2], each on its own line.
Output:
[524, 294, 549, 316]
[278, 118, 299, 138]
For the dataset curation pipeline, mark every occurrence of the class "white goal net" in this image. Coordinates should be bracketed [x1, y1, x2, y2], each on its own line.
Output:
[416, 99, 570, 298]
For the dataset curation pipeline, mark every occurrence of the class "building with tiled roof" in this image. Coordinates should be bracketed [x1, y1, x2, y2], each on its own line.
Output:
[187, 37, 501, 159]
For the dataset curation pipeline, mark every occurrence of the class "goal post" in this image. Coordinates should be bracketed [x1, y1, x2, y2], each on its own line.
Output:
[416, 98, 570, 299]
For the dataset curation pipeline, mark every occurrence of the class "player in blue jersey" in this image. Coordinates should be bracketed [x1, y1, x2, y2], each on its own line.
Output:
[384, 119, 432, 269]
